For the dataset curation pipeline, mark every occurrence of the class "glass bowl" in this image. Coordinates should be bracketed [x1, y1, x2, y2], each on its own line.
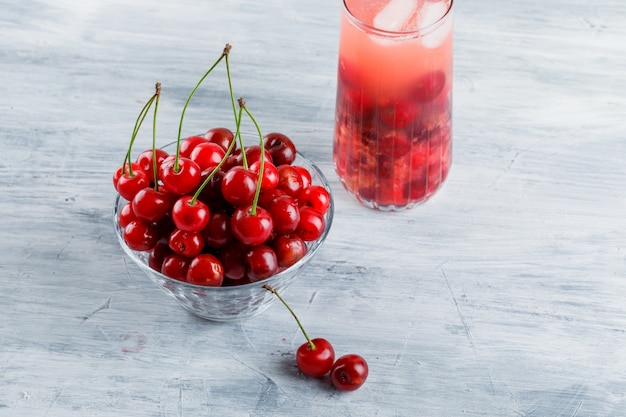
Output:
[113, 150, 333, 321]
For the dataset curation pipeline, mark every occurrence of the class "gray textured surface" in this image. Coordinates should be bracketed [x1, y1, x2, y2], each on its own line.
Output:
[1, 0, 625, 415]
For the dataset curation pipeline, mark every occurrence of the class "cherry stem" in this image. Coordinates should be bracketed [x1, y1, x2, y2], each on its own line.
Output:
[237, 97, 264, 216]
[262, 284, 316, 351]
[151, 82, 162, 191]
[224, 45, 241, 147]
[175, 43, 231, 172]
[122, 88, 159, 177]
[189, 106, 244, 205]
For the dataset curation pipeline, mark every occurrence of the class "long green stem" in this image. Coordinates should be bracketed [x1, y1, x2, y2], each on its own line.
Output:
[190, 106, 244, 205]
[238, 98, 265, 216]
[224, 48, 248, 170]
[175, 44, 231, 172]
[262, 285, 316, 350]
[123, 91, 157, 177]
[151, 82, 161, 190]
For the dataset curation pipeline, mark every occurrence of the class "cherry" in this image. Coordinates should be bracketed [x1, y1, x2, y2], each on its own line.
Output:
[168, 228, 204, 258]
[245, 245, 278, 282]
[118, 202, 138, 228]
[231, 205, 273, 246]
[190, 141, 226, 171]
[148, 243, 171, 272]
[135, 148, 169, 183]
[266, 194, 300, 235]
[221, 166, 258, 207]
[113, 162, 143, 190]
[258, 188, 286, 208]
[244, 145, 273, 166]
[218, 242, 247, 280]
[202, 212, 234, 249]
[378, 129, 411, 159]
[298, 185, 331, 214]
[131, 187, 173, 223]
[297, 338, 336, 378]
[203, 127, 235, 152]
[379, 98, 421, 129]
[123, 220, 159, 251]
[277, 165, 304, 198]
[264, 132, 296, 166]
[171, 195, 210, 232]
[198, 168, 226, 210]
[179, 135, 209, 158]
[116, 169, 149, 201]
[250, 160, 279, 191]
[330, 354, 369, 391]
[272, 234, 307, 268]
[411, 70, 446, 103]
[186, 254, 224, 286]
[295, 206, 326, 241]
[263, 285, 335, 378]
[293, 166, 312, 190]
[159, 156, 202, 196]
[161, 253, 189, 281]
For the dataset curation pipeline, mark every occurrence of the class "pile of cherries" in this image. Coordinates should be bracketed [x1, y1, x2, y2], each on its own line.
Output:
[113, 44, 366, 391]
[114, 125, 331, 287]
[264, 285, 368, 391]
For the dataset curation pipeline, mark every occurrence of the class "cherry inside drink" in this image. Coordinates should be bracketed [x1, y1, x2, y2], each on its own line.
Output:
[333, 0, 454, 210]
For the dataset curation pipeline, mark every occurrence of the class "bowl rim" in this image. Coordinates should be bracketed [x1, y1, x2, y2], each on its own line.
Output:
[113, 148, 334, 292]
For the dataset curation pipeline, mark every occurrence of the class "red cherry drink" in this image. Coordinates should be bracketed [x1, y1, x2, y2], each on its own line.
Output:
[333, 0, 454, 210]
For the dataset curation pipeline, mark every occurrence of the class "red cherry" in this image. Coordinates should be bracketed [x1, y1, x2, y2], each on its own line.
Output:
[171, 196, 210, 232]
[330, 354, 369, 391]
[298, 185, 331, 214]
[266, 194, 300, 235]
[264, 132, 296, 166]
[245, 245, 278, 282]
[179, 135, 209, 158]
[272, 234, 307, 268]
[168, 228, 204, 257]
[379, 130, 411, 159]
[250, 160, 279, 191]
[198, 168, 226, 210]
[258, 188, 286, 208]
[190, 142, 226, 171]
[218, 242, 248, 280]
[118, 202, 138, 228]
[116, 170, 149, 201]
[297, 338, 335, 378]
[161, 253, 190, 281]
[148, 243, 172, 272]
[411, 70, 446, 103]
[295, 206, 325, 241]
[244, 145, 273, 166]
[379, 98, 420, 129]
[113, 162, 143, 190]
[293, 166, 312, 190]
[123, 220, 159, 251]
[221, 166, 258, 207]
[131, 187, 173, 222]
[202, 212, 234, 249]
[340, 84, 374, 115]
[135, 148, 169, 182]
[159, 156, 201, 196]
[186, 254, 224, 286]
[277, 165, 304, 198]
[203, 127, 235, 152]
[231, 205, 273, 246]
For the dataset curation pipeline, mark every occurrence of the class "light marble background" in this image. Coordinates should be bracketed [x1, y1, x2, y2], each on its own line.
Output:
[1, 0, 625, 416]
